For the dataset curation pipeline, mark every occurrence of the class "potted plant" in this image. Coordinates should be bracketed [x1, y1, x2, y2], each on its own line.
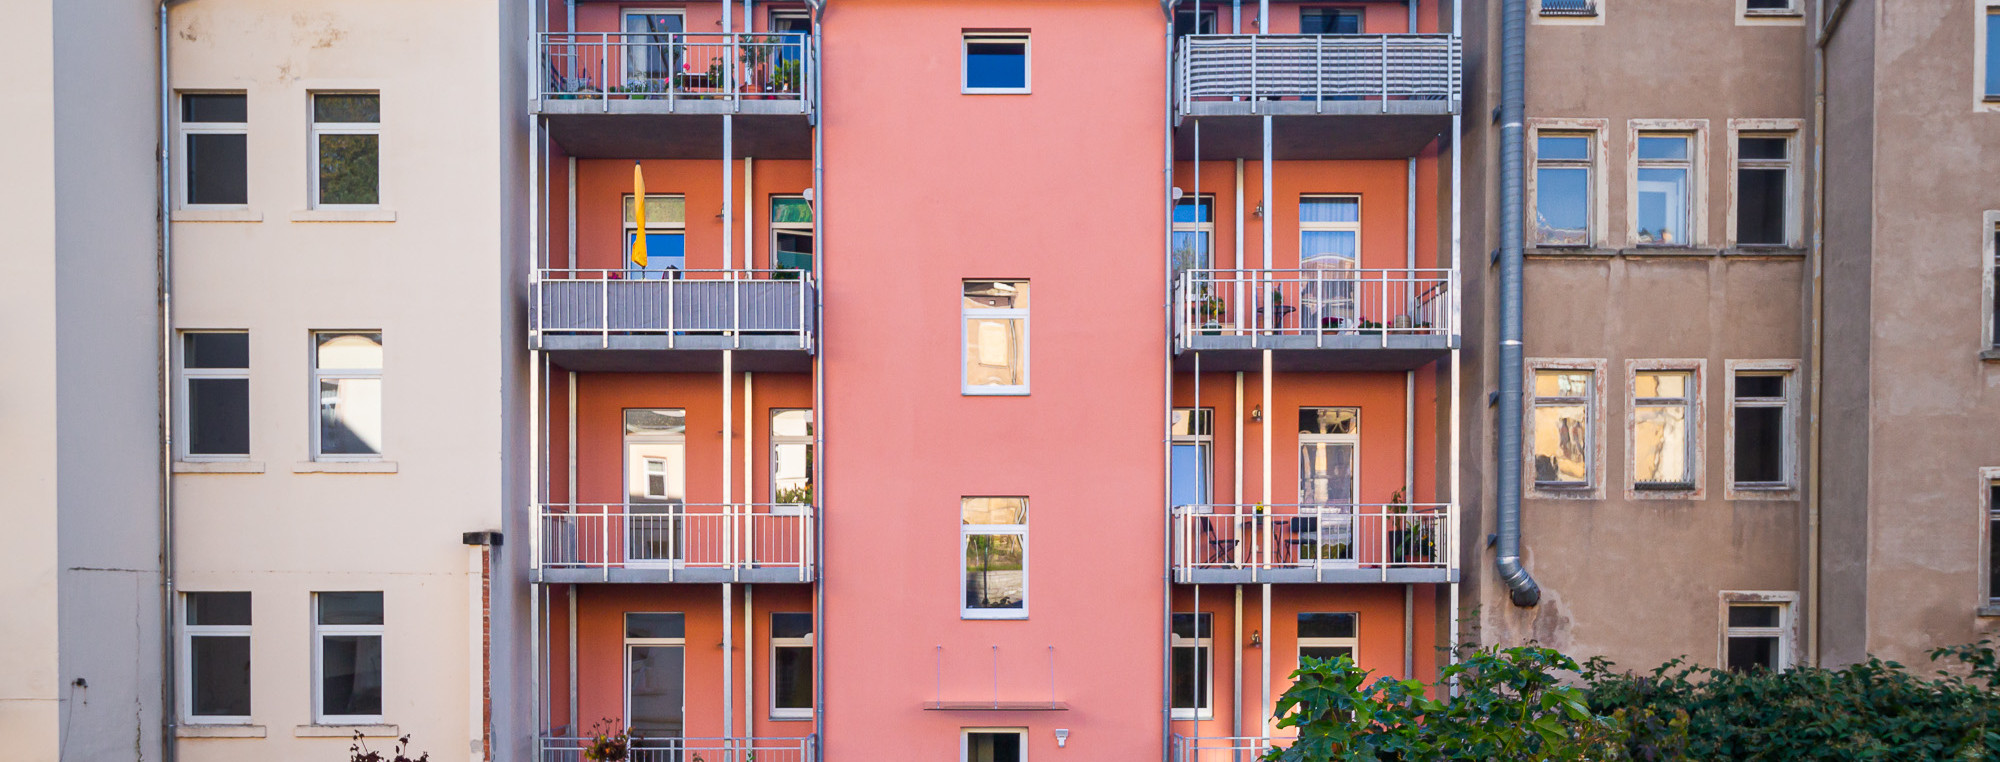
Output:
[772, 59, 802, 95]
[740, 37, 777, 96]
[1384, 488, 1435, 565]
[350, 732, 431, 762]
[581, 720, 629, 762]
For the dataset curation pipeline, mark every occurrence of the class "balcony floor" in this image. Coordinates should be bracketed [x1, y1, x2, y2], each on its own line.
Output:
[537, 341, 813, 373]
[1175, 111, 1453, 160]
[1174, 335, 1453, 372]
[1177, 567, 1458, 585]
[541, 110, 812, 159]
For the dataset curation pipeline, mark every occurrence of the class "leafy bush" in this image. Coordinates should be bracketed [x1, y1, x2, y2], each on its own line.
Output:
[349, 732, 429, 762]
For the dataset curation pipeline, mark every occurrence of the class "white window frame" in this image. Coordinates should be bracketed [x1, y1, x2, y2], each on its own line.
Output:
[769, 9, 811, 32]
[961, 32, 1031, 95]
[180, 592, 251, 724]
[1296, 612, 1360, 666]
[1982, 469, 2000, 610]
[769, 612, 813, 720]
[310, 330, 383, 462]
[1737, 0, 1805, 24]
[622, 612, 686, 735]
[962, 280, 1030, 396]
[177, 330, 251, 461]
[1528, 127, 1601, 248]
[770, 409, 814, 507]
[1726, 121, 1803, 248]
[1171, 408, 1214, 507]
[621, 9, 688, 81]
[1627, 120, 1709, 248]
[624, 193, 688, 273]
[961, 727, 1028, 762]
[961, 497, 1029, 620]
[1719, 591, 1796, 672]
[1983, 212, 1999, 354]
[1627, 360, 1705, 498]
[1173, 194, 1216, 273]
[308, 92, 381, 210]
[312, 592, 384, 725]
[1299, 194, 1363, 261]
[1526, 359, 1606, 499]
[176, 92, 248, 210]
[1724, 361, 1799, 498]
[769, 194, 813, 271]
[1170, 611, 1213, 720]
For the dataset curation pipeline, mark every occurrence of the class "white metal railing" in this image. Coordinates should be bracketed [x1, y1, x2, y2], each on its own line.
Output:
[1175, 268, 1454, 347]
[539, 32, 814, 110]
[1171, 503, 1455, 579]
[534, 269, 815, 350]
[540, 735, 814, 762]
[536, 503, 815, 581]
[1177, 34, 1460, 113]
[1170, 734, 1297, 762]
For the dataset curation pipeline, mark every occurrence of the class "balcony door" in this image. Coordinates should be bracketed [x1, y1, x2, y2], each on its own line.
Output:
[625, 613, 685, 747]
[625, 409, 687, 567]
[1300, 196, 1361, 332]
[623, 10, 685, 83]
[1298, 408, 1359, 566]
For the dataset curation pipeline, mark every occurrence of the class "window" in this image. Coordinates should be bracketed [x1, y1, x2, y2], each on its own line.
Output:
[1300, 408, 1361, 563]
[1729, 367, 1793, 491]
[624, 10, 686, 80]
[1171, 409, 1213, 508]
[1301, 196, 1361, 330]
[962, 497, 1028, 619]
[1633, 369, 1697, 490]
[1987, 6, 2000, 101]
[1539, 0, 1598, 17]
[770, 612, 813, 719]
[1744, 0, 1800, 15]
[624, 194, 688, 277]
[1735, 134, 1793, 246]
[314, 592, 382, 723]
[1531, 368, 1595, 489]
[1172, 195, 1214, 276]
[182, 592, 251, 722]
[1171, 612, 1212, 719]
[626, 409, 687, 565]
[1534, 133, 1593, 246]
[771, 196, 814, 273]
[1298, 612, 1358, 664]
[963, 33, 1029, 94]
[313, 332, 382, 459]
[963, 281, 1029, 395]
[1174, 7, 1217, 36]
[179, 332, 250, 459]
[180, 93, 247, 207]
[1721, 594, 1793, 672]
[1987, 477, 2000, 605]
[1987, 219, 1999, 350]
[1635, 134, 1693, 246]
[771, 409, 814, 505]
[1301, 8, 1363, 34]
[963, 728, 1026, 762]
[311, 93, 379, 208]
[625, 613, 686, 735]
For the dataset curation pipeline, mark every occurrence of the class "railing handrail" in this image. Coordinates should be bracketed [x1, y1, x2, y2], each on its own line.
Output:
[537, 267, 815, 278]
[1177, 32, 1461, 108]
[537, 501, 814, 512]
[1173, 502, 1452, 513]
[1171, 503, 1457, 579]
[539, 31, 809, 41]
[1181, 267, 1454, 276]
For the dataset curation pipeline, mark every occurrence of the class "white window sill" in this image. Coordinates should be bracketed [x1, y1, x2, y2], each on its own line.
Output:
[172, 209, 264, 223]
[177, 724, 266, 738]
[295, 723, 398, 738]
[174, 461, 267, 474]
[293, 461, 399, 474]
[768, 714, 814, 722]
[291, 209, 397, 223]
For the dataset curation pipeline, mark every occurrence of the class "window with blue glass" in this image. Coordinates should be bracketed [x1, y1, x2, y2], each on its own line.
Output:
[624, 194, 687, 278]
[1171, 408, 1213, 508]
[1987, 7, 2000, 100]
[1173, 195, 1214, 276]
[963, 33, 1029, 93]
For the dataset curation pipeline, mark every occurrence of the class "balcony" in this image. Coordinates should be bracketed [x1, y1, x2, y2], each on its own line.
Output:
[534, 503, 815, 584]
[1173, 268, 1455, 371]
[532, 269, 815, 372]
[1170, 503, 1457, 584]
[535, 32, 815, 158]
[1174, 34, 1460, 159]
[541, 736, 814, 762]
[1171, 735, 1296, 762]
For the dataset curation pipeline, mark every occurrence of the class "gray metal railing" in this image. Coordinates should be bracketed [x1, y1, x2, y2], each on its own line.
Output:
[534, 269, 815, 350]
[1177, 33, 1460, 113]
[538, 32, 814, 111]
[1170, 734, 1298, 762]
[541, 735, 814, 762]
[536, 503, 815, 582]
[1172, 503, 1456, 581]
[1175, 268, 1454, 349]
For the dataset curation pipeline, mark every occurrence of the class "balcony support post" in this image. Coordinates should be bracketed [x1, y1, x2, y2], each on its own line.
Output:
[723, 582, 735, 744]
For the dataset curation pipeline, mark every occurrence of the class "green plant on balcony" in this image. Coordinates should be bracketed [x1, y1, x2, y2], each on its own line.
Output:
[349, 732, 431, 762]
[581, 719, 629, 762]
[775, 483, 814, 505]
[1384, 487, 1435, 565]
[772, 59, 803, 93]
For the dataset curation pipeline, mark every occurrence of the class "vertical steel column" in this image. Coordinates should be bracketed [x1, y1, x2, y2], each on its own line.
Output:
[723, 583, 735, 744]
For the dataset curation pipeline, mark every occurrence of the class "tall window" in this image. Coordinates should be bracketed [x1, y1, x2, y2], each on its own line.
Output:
[1301, 8, 1363, 33]
[961, 497, 1028, 619]
[1633, 369, 1697, 490]
[770, 612, 813, 720]
[1635, 134, 1693, 246]
[963, 33, 1030, 94]
[182, 592, 251, 723]
[771, 409, 814, 505]
[1532, 369, 1594, 489]
[1730, 369, 1793, 490]
[180, 93, 247, 207]
[313, 332, 382, 459]
[626, 409, 687, 565]
[963, 281, 1029, 395]
[1534, 133, 1593, 247]
[1172, 195, 1215, 276]
[1298, 612, 1359, 663]
[1300, 408, 1360, 563]
[314, 592, 383, 723]
[1735, 135, 1792, 246]
[180, 331, 250, 459]
[1171, 408, 1213, 508]
[771, 196, 814, 272]
[1987, 222, 1999, 350]
[311, 93, 380, 208]
[1988, 478, 2000, 605]
[1722, 595, 1792, 672]
[1171, 612, 1213, 720]
[1301, 196, 1361, 331]
[625, 613, 686, 736]
[1986, 5, 2000, 101]
[624, 194, 687, 277]
[963, 728, 1026, 762]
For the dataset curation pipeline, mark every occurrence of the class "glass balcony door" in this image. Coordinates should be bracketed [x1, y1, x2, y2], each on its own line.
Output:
[1298, 408, 1360, 567]
[625, 409, 687, 568]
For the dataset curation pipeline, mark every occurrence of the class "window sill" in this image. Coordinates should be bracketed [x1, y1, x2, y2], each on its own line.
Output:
[1723, 246, 1805, 257]
[1978, 606, 2000, 619]
[295, 724, 398, 738]
[291, 209, 397, 223]
[174, 461, 266, 474]
[1619, 246, 1720, 258]
[177, 724, 266, 738]
[1525, 246, 1617, 258]
[172, 209, 263, 223]
[293, 461, 399, 474]
[768, 715, 814, 722]
[1980, 348, 2000, 363]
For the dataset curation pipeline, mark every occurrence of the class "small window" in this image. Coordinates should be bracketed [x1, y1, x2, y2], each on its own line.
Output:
[1635, 134, 1694, 246]
[963, 728, 1026, 762]
[1736, 135, 1792, 246]
[180, 93, 247, 207]
[1298, 612, 1359, 663]
[1634, 370, 1697, 490]
[1744, 0, 1801, 15]
[770, 612, 813, 719]
[311, 93, 380, 208]
[624, 193, 688, 277]
[771, 409, 814, 505]
[1532, 369, 1594, 488]
[1986, 7, 2000, 101]
[182, 592, 251, 722]
[180, 332, 250, 459]
[1171, 612, 1213, 719]
[313, 331, 383, 459]
[1534, 133, 1594, 247]
[1987, 222, 1999, 349]
[1730, 370, 1792, 490]
[771, 196, 814, 273]
[1301, 8, 1363, 34]
[1171, 409, 1213, 508]
[1174, 7, 1217, 36]
[963, 281, 1029, 395]
[1722, 595, 1792, 672]
[314, 592, 383, 723]
[962, 497, 1028, 619]
[1539, 0, 1598, 17]
[963, 33, 1029, 94]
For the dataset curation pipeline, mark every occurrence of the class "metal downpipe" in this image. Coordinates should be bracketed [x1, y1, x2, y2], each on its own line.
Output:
[1494, 0, 1540, 607]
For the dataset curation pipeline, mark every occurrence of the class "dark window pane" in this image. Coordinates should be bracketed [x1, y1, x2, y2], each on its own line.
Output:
[1172, 612, 1212, 639]
[1298, 612, 1356, 639]
[1172, 645, 1209, 709]
[1737, 168, 1787, 245]
[1739, 137, 1788, 160]
[182, 93, 246, 123]
[771, 612, 812, 639]
[1734, 406, 1785, 483]
[1174, 9, 1215, 36]
[1728, 604, 1780, 628]
[1735, 374, 1784, 399]
[1989, 13, 2000, 97]
[1302, 10, 1361, 34]
[186, 133, 248, 205]
[773, 645, 813, 710]
[321, 635, 383, 716]
[1727, 636, 1778, 672]
[1745, 0, 1793, 10]
[967, 732, 1022, 762]
[1989, 514, 2000, 601]
[184, 333, 249, 369]
[187, 592, 251, 626]
[965, 41, 1026, 89]
[626, 612, 684, 640]
[313, 94, 380, 123]
[190, 635, 251, 716]
[318, 592, 383, 625]
[188, 378, 250, 456]
[318, 134, 379, 205]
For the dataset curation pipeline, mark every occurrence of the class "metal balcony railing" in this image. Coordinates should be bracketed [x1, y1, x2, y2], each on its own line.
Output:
[1177, 34, 1460, 113]
[1539, 0, 1599, 16]
[538, 32, 814, 110]
[1175, 268, 1454, 349]
[534, 269, 816, 351]
[1171, 734, 1298, 762]
[536, 503, 815, 582]
[541, 735, 814, 762]
[1171, 503, 1456, 581]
